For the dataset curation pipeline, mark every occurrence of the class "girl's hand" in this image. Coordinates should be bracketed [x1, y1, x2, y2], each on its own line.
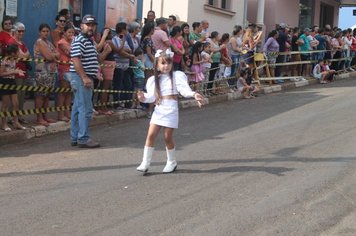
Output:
[194, 92, 205, 108]
[15, 68, 25, 77]
[103, 43, 112, 54]
[97, 73, 104, 81]
[137, 90, 145, 102]
[102, 28, 110, 39]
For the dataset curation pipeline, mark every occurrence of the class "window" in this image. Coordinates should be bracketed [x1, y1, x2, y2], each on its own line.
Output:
[205, 0, 235, 16]
[320, 3, 334, 28]
[208, 0, 214, 5]
[207, 0, 231, 10]
[299, 0, 314, 29]
[221, 0, 231, 10]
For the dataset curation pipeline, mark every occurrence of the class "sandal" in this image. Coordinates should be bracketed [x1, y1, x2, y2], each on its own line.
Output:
[105, 110, 114, 115]
[98, 110, 114, 116]
[36, 120, 49, 127]
[58, 117, 70, 122]
[13, 124, 27, 130]
[44, 118, 56, 123]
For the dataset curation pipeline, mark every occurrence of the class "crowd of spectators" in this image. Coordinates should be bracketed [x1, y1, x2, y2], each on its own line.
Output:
[0, 9, 355, 131]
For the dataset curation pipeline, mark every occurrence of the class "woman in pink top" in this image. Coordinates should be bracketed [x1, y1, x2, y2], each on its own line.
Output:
[169, 26, 185, 71]
[57, 24, 75, 122]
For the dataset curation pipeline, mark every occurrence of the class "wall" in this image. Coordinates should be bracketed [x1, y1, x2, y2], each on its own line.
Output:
[248, 0, 299, 34]
[17, 0, 60, 55]
[187, 0, 245, 34]
[142, 0, 189, 23]
[141, 0, 245, 34]
[82, 0, 105, 30]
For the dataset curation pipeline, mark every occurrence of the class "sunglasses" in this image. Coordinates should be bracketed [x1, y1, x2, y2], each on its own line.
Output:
[59, 20, 66, 23]
[17, 30, 25, 33]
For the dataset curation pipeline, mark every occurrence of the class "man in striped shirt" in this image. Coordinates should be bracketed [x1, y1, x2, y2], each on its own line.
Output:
[69, 15, 111, 148]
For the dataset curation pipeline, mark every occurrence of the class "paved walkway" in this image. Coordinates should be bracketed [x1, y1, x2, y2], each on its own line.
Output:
[0, 72, 355, 146]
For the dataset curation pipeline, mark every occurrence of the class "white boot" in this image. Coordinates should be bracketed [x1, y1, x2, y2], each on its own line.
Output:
[136, 146, 154, 172]
[163, 147, 177, 173]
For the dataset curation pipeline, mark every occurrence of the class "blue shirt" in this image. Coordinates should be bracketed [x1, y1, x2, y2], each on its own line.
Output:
[277, 30, 287, 52]
[315, 34, 326, 50]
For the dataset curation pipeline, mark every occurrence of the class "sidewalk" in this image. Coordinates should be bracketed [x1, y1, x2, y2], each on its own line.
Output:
[1, 71, 355, 147]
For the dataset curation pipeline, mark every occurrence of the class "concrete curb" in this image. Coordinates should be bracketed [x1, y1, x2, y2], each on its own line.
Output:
[1, 71, 355, 146]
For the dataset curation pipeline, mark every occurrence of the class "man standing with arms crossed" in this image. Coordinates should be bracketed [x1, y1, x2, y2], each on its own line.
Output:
[69, 15, 111, 148]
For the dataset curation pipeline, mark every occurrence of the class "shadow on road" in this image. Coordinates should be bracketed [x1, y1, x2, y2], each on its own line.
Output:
[1, 78, 356, 159]
[1, 154, 356, 178]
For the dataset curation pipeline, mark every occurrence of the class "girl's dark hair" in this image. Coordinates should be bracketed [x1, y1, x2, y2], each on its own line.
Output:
[190, 41, 203, 62]
[203, 42, 210, 49]
[39, 23, 51, 32]
[268, 30, 278, 38]
[240, 69, 247, 78]
[180, 23, 189, 37]
[115, 22, 127, 34]
[192, 22, 200, 30]
[293, 27, 300, 34]
[141, 22, 155, 43]
[170, 25, 182, 37]
[6, 44, 19, 55]
[232, 25, 242, 35]
[154, 53, 174, 103]
[220, 33, 229, 44]
[134, 47, 143, 56]
[210, 31, 219, 39]
[64, 23, 75, 32]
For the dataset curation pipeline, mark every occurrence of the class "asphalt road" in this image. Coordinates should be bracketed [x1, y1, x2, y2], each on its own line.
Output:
[1, 79, 356, 236]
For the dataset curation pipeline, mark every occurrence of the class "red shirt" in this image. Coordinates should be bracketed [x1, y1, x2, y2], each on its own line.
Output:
[7, 37, 29, 78]
[352, 36, 356, 52]
[0, 31, 13, 46]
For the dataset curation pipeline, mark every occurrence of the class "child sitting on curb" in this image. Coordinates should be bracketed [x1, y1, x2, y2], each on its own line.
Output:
[236, 69, 259, 98]
[322, 59, 336, 82]
[313, 59, 330, 84]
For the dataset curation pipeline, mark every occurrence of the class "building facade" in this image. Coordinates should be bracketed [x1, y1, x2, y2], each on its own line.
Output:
[0, 0, 143, 55]
[143, 0, 355, 38]
[143, 0, 246, 35]
[247, 0, 351, 34]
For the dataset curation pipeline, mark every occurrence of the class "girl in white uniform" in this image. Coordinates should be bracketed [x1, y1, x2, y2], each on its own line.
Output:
[137, 49, 205, 173]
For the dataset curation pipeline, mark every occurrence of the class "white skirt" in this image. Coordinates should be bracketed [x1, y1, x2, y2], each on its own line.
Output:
[150, 99, 179, 128]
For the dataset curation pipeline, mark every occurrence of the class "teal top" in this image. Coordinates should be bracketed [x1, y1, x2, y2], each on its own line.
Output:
[188, 32, 202, 44]
[133, 59, 145, 79]
[211, 42, 221, 63]
[299, 34, 310, 55]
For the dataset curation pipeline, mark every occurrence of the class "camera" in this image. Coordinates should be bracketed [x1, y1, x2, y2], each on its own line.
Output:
[119, 34, 124, 39]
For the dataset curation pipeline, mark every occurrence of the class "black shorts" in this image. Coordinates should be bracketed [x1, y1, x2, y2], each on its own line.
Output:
[0, 77, 17, 96]
[301, 54, 310, 61]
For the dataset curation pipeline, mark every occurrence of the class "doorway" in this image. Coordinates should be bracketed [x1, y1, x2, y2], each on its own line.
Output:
[320, 3, 334, 28]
